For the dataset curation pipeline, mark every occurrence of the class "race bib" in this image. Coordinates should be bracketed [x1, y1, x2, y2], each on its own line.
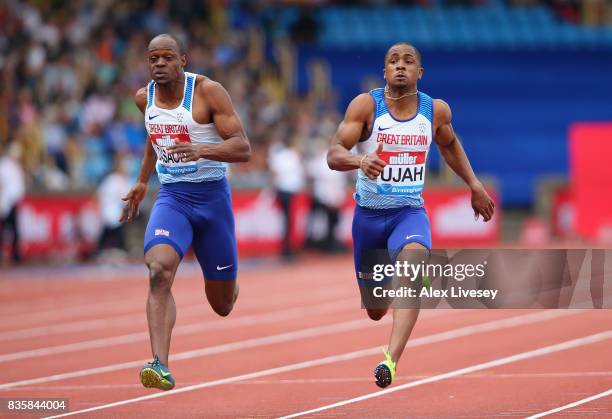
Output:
[376, 151, 426, 195]
[150, 133, 197, 175]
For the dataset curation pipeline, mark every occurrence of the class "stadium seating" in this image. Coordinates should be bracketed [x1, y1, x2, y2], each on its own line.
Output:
[317, 6, 612, 49]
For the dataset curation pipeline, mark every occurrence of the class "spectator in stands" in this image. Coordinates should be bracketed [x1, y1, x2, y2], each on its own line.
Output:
[0, 141, 25, 264]
[95, 154, 132, 258]
[306, 138, 348, 252]
[268, 135, 305, 260]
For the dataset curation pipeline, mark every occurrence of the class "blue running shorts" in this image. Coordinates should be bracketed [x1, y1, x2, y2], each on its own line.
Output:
[352, 205, 432, 287]
[144, 179, 237, 280]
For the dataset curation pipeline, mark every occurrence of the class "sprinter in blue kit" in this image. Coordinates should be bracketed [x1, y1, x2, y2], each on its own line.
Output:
[327, 42, 494, 388]
[121, 34, 250, 391]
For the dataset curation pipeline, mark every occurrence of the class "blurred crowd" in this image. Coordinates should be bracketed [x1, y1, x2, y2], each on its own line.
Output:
[0, 0, 603, 194]
[0, 0, 345, 196]
[0, 0, 352, 262]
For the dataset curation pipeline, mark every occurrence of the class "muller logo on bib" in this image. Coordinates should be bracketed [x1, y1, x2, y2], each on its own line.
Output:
[377, 151, 426, 196]
[379, 151, 426, 166]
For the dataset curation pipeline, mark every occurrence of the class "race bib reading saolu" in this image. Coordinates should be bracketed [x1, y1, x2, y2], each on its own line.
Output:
[376, 151, 426, 196]
[150, 131, 197, 175]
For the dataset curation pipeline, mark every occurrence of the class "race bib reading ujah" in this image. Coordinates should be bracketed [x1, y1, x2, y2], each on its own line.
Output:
[150, 132, 197, 175]
[376, 151, 426, 195]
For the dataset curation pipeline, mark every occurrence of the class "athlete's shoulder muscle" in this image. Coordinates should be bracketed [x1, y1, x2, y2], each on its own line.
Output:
[194, 75, 244, 141]
[433, 98, 452, 126]
[333, 93, 374, 149]
[433, 98, 455, 146]
[134, 87, 148, 114]
[195, 74, 217, 95]
[195, 75, 233, 114]
[346, 93, 375, 123]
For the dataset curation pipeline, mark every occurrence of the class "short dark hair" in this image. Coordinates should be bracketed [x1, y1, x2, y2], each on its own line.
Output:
[385, 42, 421, 66]
[149, 33, 187, 55]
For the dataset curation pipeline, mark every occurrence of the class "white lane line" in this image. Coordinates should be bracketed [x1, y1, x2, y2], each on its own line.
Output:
[279, 330, 612, 419]
[0, 299, 355, 362]
[525, 388, 612, 418]
[1, 259, 345, 321]
[17, 371, 612, 391]
[7, 277, 607, 341]
[0, 300, 221, 342]
[2, 298, 144, 328]
[0, 315, 391, 390]
[0, 310, 571, 390]
[38, 310, 581, 418]
[1, 283, 348, 336]
[0, 285, 347, 342]
[0, 312, 146, 342]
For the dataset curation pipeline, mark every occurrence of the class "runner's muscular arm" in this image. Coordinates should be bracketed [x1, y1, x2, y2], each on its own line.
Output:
[168, 80, 250, 163]
[120, 87, 157, 222]
[433, 99, 479, 188]
[327, 94, 386, 180]
[434, 99, 494, 221]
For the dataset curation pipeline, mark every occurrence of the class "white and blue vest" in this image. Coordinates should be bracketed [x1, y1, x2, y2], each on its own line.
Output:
[145, 72, 227, 184]
[355, 89, 434, 209]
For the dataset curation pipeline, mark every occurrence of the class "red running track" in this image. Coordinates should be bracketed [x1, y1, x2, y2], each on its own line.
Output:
[1, 255, 611, 418]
